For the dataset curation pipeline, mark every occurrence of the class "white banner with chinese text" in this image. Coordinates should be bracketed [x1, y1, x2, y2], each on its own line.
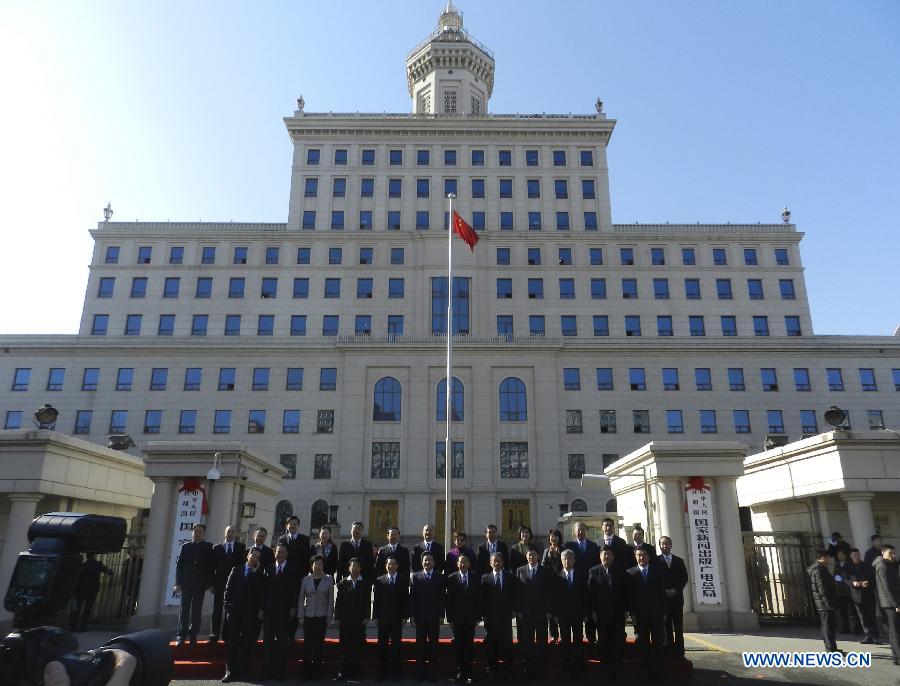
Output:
[164, 486, 204, 606]
[686, 484, 723, 605]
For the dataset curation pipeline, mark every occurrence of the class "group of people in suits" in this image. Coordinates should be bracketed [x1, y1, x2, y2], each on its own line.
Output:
[809, 533, 900, 665]
[175, 517, 690, 682]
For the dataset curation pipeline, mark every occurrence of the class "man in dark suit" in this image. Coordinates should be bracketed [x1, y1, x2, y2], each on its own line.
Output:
[222, 548, 267, 683]
[335, 557, 372, 680]
[339, 521, 376, 581]
[847, 547, 877, 643]
[373, 556, 409, 680]
[276, 515, 311, 578]
[627, 548, 667, 681]
[174, 523, 214, 646]
[412, 523, 446, 575]
[864, 535, 887, 642]
[873, 544, 900, 664]
[589, 545, 628, 678]
[210, 525, 246, 644]
[262, 543, 300, 680]
[249, 527, 274, 569]
[445, 553, 480, 683]
[410, 552, 445, 680]
[481, 552, 517, 680]
[477, 525, 509, 576]
[375, 527, 411, 580]
[598, 518, 631, 574]
[809, 549, 840, 652]
[631, 526, 657, 565]
[657, 536, 689, 657]
[555, 549, 588, 678]
[515, 548, 551, 678]
[565, 521, 600, 642]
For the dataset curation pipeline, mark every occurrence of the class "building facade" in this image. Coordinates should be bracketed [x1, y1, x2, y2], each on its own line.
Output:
[2, 4, 899, 543]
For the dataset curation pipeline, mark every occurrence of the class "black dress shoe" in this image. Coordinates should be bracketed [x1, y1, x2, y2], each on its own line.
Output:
[208, 635, 219, 644]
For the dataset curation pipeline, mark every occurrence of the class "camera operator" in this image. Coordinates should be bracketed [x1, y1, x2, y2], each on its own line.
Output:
[44, 650, 136, 686]
[173, 523, 214, 647]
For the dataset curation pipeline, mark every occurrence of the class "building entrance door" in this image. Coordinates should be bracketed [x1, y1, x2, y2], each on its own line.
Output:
[368, 500, 399, 539]
[436, 499, 465, 540]
[501, 499, 530, 539]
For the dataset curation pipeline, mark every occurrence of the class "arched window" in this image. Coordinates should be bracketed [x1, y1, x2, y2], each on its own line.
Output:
[310, 500, 329, 531]
[605, 498, 618, 512]
[499, 377, 527, 422]
[273, 499, 293, 540]
[436, 377, 464, 421]
[373, 377, 401, 421]
[571, 499, 588, 513]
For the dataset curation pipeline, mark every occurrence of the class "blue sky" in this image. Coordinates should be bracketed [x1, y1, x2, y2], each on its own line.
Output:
[1, 1, 897, 335]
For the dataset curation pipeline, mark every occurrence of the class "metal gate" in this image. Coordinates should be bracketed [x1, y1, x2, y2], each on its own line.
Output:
[60, 534, 146, 630]
[742, 531, 818, 624]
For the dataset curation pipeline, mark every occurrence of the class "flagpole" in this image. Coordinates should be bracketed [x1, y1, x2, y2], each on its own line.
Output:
[444, 193, 456, 555]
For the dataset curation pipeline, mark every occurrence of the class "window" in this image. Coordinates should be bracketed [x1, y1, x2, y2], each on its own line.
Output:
[354, 315, 371, 335]
[306, 148, 320, 165]
[81, 368, 99, 391]
[656, 314, 674, 336]
[431, 277, 470, 334]
[599, 409, 617, 433]
[589, 248, 603, 265]
[416, 211, 430, 230]
[45, 367, 65, 391]
[620, 247, 634, 265]
[728, 368, 745, 391]
[359, 178, 375, 198]
[188, 313, 209, 336]
[279, 453, 296, 478]
[622, 279, 638, 299]
[388, 278, 405, 299]
[567, 454, 586, 479]
[314, 454, 333, 479]
[584, 212, 598, 230]
[387, 315, 404, 336]
[733, 410, 751, 433]
[265, 246, 280, 264]
[257, 314, 274, 336]
[437, 377, 464, 421]
[331, 211, 345, 230]
[553, 150, 567, 166]
[97, 277, 115, 298]
[767, 410, 785, 433]
[282, 410, 300, 434]
[652, 278, 670, 300]
[416, 149, 430, 166]
[130, 277, 147, 298]
[334, 149, 348, 165]
[496, 278, 512, 299]
[498, 150, 512, 166]
[779, 279, 796, 300]
[646, 247, 664, 266]
[499, 442, 529, 478]
[259, 277, 278, 299]
[721, 316, 737, 336]
[470, 178, 486, 199]
[525, 179, 541, 199]
[233, 246, 248, 265]
[184, 368, 202, 391]
[596, 368, 614, 391]
[785, 316, 802, 337]
[179, 410, 197, 434]
[695, 368, 713, 391]
[290, 277, 309, 299]
[124, 314, 142, 335]
[91, 314, 109, 335]
[499, 377, 527, 422]
[625, 315, 642, 336]
[357, 278, 373, 299]
[827, 368, 844, 391]
[526, 249, 542, 268]
[744, 248, 758, 266]
[689, 316, 706, 336]
[579, 149, 596, 166]
[712, 248, 727, 265]
[682, 247, 696, 265]
[593, 315, 610, 336]
[387, 210, 401, 230]
[685, 278, 701, 300]
[73, 410, 92, 434]
[137, 246, 152, 264]
[248, 410, 266, 434]
[662, 368, 680, 391]
[855, 367, 877, 392]
[591, 278, 607, 299]
[556, 212, 570, 230]
[223, 314, 240, 336]
[800, 410, 818, 434]
[193, 277, 212, 299]
[868, 410, 885, 431]
[320, 368, 337, 391]
[324, 278, 341, 298]
[214, 410, 231, 434]
[228, 277, 245, 299]
[389, 149, 402, 165]
[716, 279, 733, 300]
[104, 246, 120, 264]
[761, 368, 779, 391]
[322, 315, 339, 336]
[527, 212, 541, 231]
[666, 410, 684, 434]
[436, 442, 464, 479]
[753, 316, 769, 336]
[629, 368, 646, 391]
[361, 148, 375, 165]
[633, 410, 651, 434]
[559, 278, 575, 299]
[566, 409, 583, 434]
[11, 368, 30, 391]
[500, 213, 514, 231]
[470, 211, 485, 231]
[499, 178, 513, 198]
[388, 178, 402, 199]
[748, 279, 764, 300]
[529, 315, 545, 336]
[554, 179, 568, 199]
[109, 410, 128, 433]
[794, 368, 812, 391]
[523, 149, 538, 166]
[302, 211, 316, 230]
[115, 368, 133, 391]
[143, 410, 162, 434]
[415, 178, 430, 199]
[218, 368, 236, 391]
[317, 409, 334, 433]
[563, 368, 581, 390]
[149, 368, 168, 391]
[894, 369, 900, 391]
[371, 442, 400, 479]
[700, 410, 718, 434]
[286, 368, 303, 391]
[775, 248, 790, 265]
[582, 179, 596, 199]
[561, 315, 577, 336]
[471, 149, 484, 166]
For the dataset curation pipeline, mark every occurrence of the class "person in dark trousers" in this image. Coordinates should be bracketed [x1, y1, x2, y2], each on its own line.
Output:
[412, 523, 446, 575]
[410, 551, 445, 680]
[375, 527, 412, 581]
[373, 556, 409, 680]
[864, 535, 887, 643]
[70, 553, 112, 631]
[249, 527, 274, 569]
[262, 543, 300, 680]
[174, 523, 214, 646]
[657, 535, 689, 656]
[554, 549, 588, 678]
[445, 553, 480, 684]
[873, 544, 900, 665]
[847, 547, 877, 643]
[833, 548, 858, 634]
[481, 552, 517, 681]
[335, 558, 371, 680]
[515, 548, 551, 679]
[221, 548, 267, 683]
[541, 529, 564, 644]
[477, 525, 509, 576]
[210, 525, 246, 644]
[565, 521, 600, 643]
[338, 521, 376, 582]
[631, 526, 657, 565]
[589, 545, 628, 678]
[808, 549, 840, 652]
[627, 548, 667, 681]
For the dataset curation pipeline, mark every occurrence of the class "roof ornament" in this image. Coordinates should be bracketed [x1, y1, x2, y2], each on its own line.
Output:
[595, 97, 604, 114]
[296, 94, 305, 113]
[781, 206, 791, 223]
[103, 203, 113, 222]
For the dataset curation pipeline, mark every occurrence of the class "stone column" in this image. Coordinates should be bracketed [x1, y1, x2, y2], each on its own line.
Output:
[0, 493, 42, 626]
[714, 476, 757, 629]
[657, 477, 694, 613]
[130, 478, 175, 630]
[841, 493, 876, 552]
[206, 479, 236, 542]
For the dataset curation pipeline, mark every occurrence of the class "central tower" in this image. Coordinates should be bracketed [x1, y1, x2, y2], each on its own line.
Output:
[405, 2, 495, 115]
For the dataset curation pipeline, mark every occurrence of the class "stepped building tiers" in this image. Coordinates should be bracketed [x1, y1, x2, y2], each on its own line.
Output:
[1, 3, 899, 546]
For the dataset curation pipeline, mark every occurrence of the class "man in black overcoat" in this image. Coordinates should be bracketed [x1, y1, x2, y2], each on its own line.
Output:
[373, 556, 410, 680]
[210, 525, 246, 643]
[477, 525, 509, 576]
[249, 527, 274, 569]
[276, 515, 311, 578]
[222, 548, 267, 683]
[627, 548, 667, 681]
[262, 543, 300, 680]
[338, 521, 376, 581]
[445, 553, 480, 683]
[410, 551, 446, 679]
[556, 549, 589, 678]
[412, 523, 446, 575]
[375, 527, 411, 581]
[657, 536, 689, 656]
[481, 552, 517, 680]
[589, 545, 628, 678]
[515, 548, 551, 678]
[335, 557, 372, 680]
[873, 544, 900, 665]
[809, 548, 840, 652]
[174, 523, 214, 646]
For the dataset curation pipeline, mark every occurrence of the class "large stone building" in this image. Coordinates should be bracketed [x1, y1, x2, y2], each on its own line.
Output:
[2, 3, 899, 544]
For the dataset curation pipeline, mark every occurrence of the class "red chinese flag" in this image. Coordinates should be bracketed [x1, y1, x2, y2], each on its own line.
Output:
[452, 211, 479, 251]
